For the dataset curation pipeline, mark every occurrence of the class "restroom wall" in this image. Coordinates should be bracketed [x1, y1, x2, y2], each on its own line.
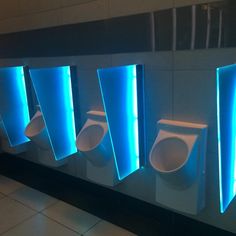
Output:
[0, 0, 236, 234]
[1, 49, 236, 234]
[0, 0, 218, 34]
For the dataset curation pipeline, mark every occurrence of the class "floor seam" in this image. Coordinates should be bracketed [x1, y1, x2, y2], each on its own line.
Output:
[39, 213, 83, 235]
[0, 212, 38, 235]
[38, 199, 59, 213]
[6, 195, 42, 213]
[80, 219, 103, 235]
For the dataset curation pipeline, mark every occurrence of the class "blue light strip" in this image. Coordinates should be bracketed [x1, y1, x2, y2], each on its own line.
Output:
[217, 64, 236, 213]
[29, 66, 77, 160]
[232, 85, 236, 197]
[97, 64, 142, 180]
[0, 66, 30, 146]
[216, 68, 223, 213]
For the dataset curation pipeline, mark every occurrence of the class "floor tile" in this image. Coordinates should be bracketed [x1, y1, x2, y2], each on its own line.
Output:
[84, 220, 136, 236]
[2, 214, 80, 236]
[0, 197, 36, 234]
[9, 186, 58, 211]
[42, 201, 100, 234]
[0, 175, 24, 195]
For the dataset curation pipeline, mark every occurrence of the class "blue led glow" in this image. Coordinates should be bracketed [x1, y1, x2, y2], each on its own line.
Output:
[97, 64, 142, 180]
[217, 64, 236, 213]
[0, 66, 30, 146]
[29, 66, 77, 160]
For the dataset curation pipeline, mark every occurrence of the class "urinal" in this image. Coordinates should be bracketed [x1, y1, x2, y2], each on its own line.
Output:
[76, 110, 119, 186]
[25, 110, 67, 167]
[149, 119, 207, 214]
[24, 111, 51, 150]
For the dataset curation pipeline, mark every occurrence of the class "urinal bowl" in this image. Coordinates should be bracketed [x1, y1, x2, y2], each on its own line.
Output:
[150, 133, 198, 189]
[24, 111, 51, 150]
[76, 122, 111, 167]
[149, 119, 207, 190]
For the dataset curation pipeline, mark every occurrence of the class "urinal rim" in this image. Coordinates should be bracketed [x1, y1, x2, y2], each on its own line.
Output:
[24, 114, 45, 138]
[149, 136, 192, 174]
[76, 123, 107, 152]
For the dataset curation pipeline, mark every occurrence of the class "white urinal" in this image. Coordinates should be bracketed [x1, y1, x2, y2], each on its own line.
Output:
[76, 111, 111, 167]
[149, 119, 207, 214]
[76, 110, 119, 186]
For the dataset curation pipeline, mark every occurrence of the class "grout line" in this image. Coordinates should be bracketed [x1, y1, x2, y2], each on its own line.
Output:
[172, 8, 176, 51]
[39, 199, 59, 213]
[0, 212, 38, 235]
[6, 194, 40, 213]
[40, 213, 85, 235]
[150, 12, 155, 52]
[80, 219, 103, 235]
[0, 0, 98, 22]
[191, 5, 196, 50]
[218, 9, 223, 49]
[206, 4, 211, 49]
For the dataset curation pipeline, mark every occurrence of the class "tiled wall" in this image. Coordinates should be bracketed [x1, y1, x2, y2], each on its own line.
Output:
[0, 0, 218, 34]
[0, 0, 236, 234]
[1, 48, 236, 234]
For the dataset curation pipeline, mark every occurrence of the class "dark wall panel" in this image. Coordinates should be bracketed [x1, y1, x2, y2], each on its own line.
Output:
[0, 14, 151, 58]
[155, 9, 173, 51]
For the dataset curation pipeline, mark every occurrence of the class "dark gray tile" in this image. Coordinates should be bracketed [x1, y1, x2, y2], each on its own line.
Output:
[155, 9, 173, 51]
[176, 6, 192, 50]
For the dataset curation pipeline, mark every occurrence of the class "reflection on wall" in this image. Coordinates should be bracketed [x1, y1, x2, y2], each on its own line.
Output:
[97, 64, 145, 180]
[217, 63, 236, 213]
[0, 66, 30, 146]
[29, 66, 77, 160]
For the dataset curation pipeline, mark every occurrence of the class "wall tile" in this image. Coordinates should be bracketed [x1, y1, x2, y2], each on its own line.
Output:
[26, 57, 74, 68]
[19, 0, 41, 15]
[61, 0, 93, 7]
[110, 0, 174, 17]
[0, 0, 20, 20]
[145, 70, 173, 144]
[155, 9, 173, 51]
[173, 70, 217, 154]
[75, 55, 112, 70]
[174, 48, 236, 70]
[77, 69, 104, 123]
[0, 16, 28, 34]
[111, 52, 173, 70]
[195, 4, 207, 49]
[23, 9, 61, 30]
[174, 0, 218, 8]
[39, 0, 62, 11]
[61, 0, 109, 25]
[176, 6, 192, 50]
[108, 14, 151, 53]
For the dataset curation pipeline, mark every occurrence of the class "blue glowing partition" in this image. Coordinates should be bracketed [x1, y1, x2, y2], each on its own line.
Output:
[217, 64, 236, 213]
[97, 64, 145, 180]
[0, 66, 30, 146]
[29, 66, 77, 160]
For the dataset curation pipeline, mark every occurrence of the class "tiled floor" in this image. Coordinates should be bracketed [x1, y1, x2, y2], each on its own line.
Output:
[0, 175, 136, 236]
